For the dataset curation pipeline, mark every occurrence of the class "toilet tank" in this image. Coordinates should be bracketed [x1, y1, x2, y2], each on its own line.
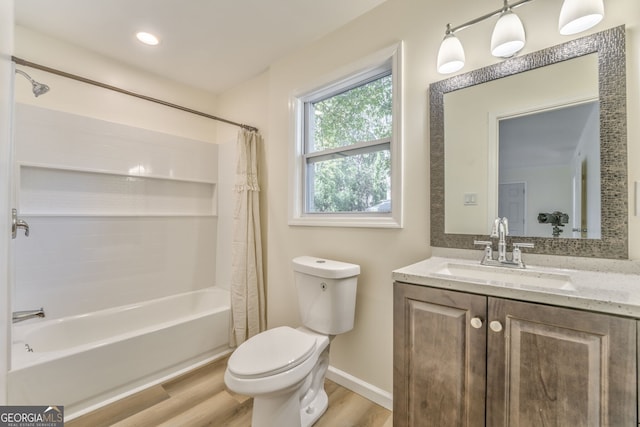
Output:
[292, 256, 360, 335]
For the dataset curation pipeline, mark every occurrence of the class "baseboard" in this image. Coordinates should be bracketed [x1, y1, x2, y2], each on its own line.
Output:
[326, 365, 393, 411]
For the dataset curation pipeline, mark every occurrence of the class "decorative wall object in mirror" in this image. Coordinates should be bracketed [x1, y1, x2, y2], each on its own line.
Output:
[430, 26, 627, 259]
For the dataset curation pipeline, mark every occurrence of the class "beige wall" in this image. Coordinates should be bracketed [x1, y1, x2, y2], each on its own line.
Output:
[219, 0, 640, 396]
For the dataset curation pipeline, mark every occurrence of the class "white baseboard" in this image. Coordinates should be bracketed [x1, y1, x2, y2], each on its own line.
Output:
[326, 365, 393, 411]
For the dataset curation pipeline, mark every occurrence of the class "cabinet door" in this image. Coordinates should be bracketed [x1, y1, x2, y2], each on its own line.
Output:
[487, 297, 637, 427]
[394, 283, 487, 427]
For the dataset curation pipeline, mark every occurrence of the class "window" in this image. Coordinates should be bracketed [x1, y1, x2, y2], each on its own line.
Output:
[290, 44, 403, 228]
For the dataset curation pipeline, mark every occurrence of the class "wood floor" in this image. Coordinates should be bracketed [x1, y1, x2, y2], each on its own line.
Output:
[67, 356, 392, 427]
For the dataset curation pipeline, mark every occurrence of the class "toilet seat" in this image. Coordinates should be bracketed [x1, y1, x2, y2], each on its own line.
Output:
[227, 326, 317, 379]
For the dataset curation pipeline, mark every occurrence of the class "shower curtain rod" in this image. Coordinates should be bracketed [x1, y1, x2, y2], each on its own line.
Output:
[11, 56, 259, 133]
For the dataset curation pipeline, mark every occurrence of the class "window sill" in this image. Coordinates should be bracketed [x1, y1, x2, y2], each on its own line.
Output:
[288, 215, 402, 229]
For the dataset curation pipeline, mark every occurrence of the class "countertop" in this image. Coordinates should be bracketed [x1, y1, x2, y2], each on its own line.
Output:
[392, 256, 640, 318]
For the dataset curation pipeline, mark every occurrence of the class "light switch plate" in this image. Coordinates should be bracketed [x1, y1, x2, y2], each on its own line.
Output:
[464, 193, 478, 206]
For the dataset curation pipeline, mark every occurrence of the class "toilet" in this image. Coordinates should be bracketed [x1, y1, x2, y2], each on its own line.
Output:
[224, 256, 360, 427]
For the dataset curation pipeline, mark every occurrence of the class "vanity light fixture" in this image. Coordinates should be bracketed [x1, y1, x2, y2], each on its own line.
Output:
[436, 0, 605, 74]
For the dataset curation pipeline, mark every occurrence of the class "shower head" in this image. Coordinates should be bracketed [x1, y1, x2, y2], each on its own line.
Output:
[31, 81, 50, 97]
[15, 69, 50, 97]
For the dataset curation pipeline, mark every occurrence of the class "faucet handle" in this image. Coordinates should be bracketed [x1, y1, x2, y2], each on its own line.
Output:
[474, 240, 493, 264]
[513, 242, 534, 249]
[512, 242, 534, 268]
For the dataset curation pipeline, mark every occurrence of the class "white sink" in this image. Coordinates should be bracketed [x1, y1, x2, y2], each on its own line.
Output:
[434, 262, 576, 291]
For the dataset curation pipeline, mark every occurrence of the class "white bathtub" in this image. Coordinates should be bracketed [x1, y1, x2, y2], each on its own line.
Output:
[8, 287, 231, 418]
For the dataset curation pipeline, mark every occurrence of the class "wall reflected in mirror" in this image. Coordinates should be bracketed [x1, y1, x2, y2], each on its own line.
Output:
[443, 53, 599, 239]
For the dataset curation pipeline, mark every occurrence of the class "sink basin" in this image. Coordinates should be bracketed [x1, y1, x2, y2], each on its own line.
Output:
[434, 262, 576, 291]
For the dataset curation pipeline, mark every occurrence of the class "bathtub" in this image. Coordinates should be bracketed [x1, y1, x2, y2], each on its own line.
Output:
[7, 287, 231, 418]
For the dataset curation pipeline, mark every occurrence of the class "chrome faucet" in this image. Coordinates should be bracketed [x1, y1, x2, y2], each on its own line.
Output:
[12, 308, 45, 323]
[474, 217, 534, 268]
[492, 217, 509, 262]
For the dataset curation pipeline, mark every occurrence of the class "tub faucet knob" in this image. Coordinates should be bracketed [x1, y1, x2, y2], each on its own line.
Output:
[12, 308, 45, 323]
[12, 209, 30, 239]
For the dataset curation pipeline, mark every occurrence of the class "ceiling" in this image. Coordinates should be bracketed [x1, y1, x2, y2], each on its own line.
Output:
[14, 0, 387, 94]
[500, 101, 600, 170]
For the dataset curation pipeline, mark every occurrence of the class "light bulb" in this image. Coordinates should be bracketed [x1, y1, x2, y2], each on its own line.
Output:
[136, 32, 160, 46]
[491, 9, 526, 58]
[559, 0, 604, 35]
[437, 33, 465, 74]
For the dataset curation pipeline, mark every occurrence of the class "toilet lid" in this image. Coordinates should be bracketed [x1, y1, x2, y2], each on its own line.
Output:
[228, 326, 317, 379]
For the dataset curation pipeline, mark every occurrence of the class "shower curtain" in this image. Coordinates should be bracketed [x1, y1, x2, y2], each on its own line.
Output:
[230, 129, 266, 346]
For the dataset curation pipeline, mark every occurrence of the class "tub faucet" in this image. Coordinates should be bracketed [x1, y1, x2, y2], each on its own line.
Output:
[12, 308, 45, 323]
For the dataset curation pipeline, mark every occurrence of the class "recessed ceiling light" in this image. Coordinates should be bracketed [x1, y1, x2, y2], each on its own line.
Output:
[136, 32, 159, 46]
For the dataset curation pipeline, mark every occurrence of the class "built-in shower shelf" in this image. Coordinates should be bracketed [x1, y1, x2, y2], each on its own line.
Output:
[19, 165, 217, 217]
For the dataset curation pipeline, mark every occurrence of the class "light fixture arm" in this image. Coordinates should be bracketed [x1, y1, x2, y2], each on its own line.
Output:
[447, 0, 534, 34]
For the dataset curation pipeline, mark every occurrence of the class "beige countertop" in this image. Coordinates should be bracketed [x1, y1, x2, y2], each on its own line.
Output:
[393, 256, 640, 318]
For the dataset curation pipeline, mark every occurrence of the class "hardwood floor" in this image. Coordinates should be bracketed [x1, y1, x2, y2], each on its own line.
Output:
[67, 356, 392, 427]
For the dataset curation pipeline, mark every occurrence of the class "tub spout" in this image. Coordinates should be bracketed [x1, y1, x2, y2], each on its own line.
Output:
[12, 308, 45, 323]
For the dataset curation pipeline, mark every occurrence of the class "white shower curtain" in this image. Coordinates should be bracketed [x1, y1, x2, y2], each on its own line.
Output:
[230, 129, 266, 346]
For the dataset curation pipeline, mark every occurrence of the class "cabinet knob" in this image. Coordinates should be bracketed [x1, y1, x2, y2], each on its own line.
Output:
[470, 317, 483, 329]
[489, 320, 503, 332]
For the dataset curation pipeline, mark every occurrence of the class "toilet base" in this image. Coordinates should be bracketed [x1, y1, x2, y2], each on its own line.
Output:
[249, 344, 330, 427]
[300, 388, 328, 427]
[250, 385, 328, 427]
[251, 384, 306, 427]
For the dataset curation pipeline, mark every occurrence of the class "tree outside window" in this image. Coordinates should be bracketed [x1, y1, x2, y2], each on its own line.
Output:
[304, 73, 392, 214]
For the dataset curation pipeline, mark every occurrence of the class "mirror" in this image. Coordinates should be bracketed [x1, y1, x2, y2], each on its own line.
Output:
[430, 26, 628, 258]
[443, 54, 599, 239]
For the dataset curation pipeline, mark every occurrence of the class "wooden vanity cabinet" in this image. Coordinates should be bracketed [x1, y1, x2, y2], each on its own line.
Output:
[394, 282, 637, 427]
[393, 283, 487, 427]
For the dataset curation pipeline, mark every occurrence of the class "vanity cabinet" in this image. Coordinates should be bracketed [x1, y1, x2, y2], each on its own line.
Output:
[393, 282, 637, 427]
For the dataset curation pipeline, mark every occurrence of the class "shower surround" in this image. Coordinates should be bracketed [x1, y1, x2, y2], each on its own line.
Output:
[9, 104, 227, 416]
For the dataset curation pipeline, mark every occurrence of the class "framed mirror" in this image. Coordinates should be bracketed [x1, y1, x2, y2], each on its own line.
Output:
[430, 26, 627, 259]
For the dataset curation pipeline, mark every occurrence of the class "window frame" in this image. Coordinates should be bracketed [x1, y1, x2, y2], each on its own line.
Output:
[289, 42, 403, 228]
